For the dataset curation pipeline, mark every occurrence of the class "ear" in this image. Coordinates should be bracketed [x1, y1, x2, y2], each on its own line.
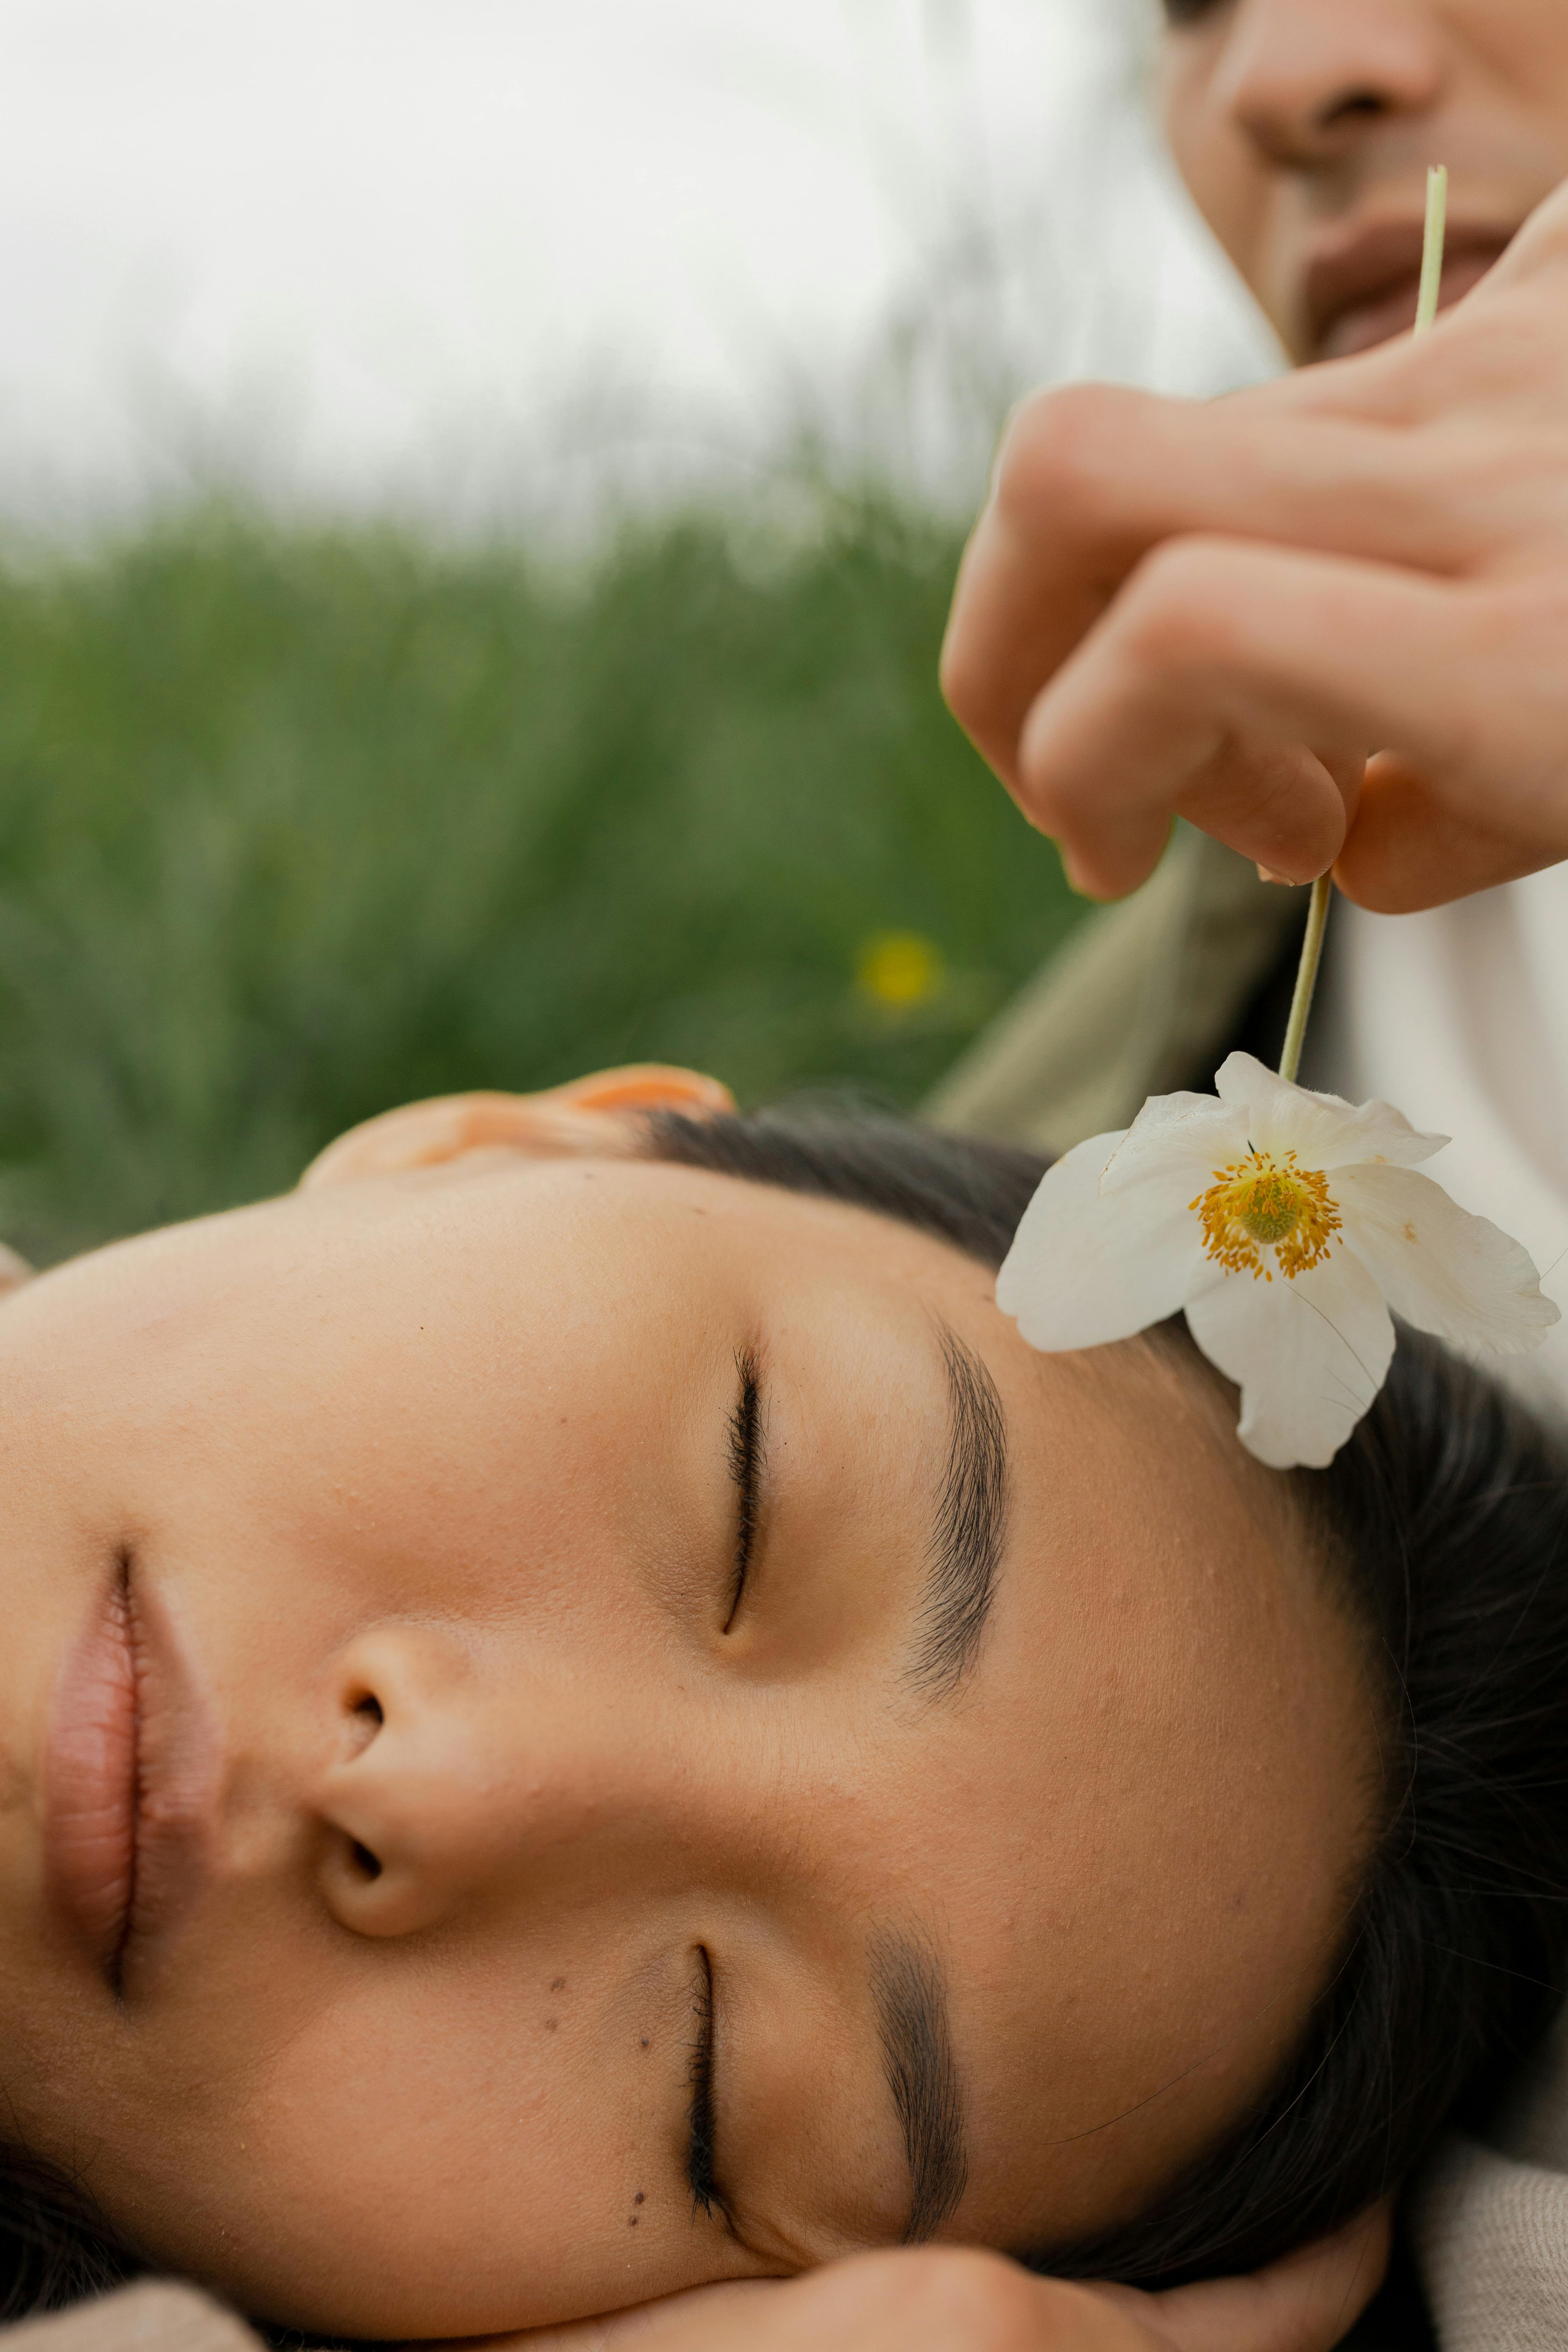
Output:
[298, 1066, 737, 1192]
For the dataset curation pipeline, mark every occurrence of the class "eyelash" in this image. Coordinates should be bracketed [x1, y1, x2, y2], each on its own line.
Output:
[724, 1352, 762, 1628]
[1162, 0, 1223, 23]
[686, 1950, 723, 2219]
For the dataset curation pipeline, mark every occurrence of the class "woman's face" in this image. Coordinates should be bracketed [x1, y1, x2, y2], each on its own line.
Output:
[1159, 0, 1568, 361]
[0, 1114, 1374, 2336]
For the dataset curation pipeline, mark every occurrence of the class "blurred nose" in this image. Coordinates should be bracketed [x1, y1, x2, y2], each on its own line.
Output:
[311, 1626, 651, 1938]
[1214, 0, 1444, 169]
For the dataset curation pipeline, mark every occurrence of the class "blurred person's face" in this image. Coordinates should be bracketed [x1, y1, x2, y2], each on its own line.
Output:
[0, 1084, 1377, 2337]
[1158, 0, 1568, 361]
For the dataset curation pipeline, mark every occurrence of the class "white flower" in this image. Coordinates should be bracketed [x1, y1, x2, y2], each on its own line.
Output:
[996, 1052, 1560, 1470]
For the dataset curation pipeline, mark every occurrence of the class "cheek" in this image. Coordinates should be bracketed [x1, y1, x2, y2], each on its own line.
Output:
[1438, 0, 1568, 133]
[93, 1936, 736, 2337]
[1158, 46, 1268, 283]
[1492, 0, 1568, 77]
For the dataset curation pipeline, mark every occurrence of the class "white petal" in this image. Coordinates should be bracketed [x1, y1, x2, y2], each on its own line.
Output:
[1097, 1087, 1249, 1199]
[1335, 1163, 1561, 1356]
[997, 1130, 1202, 1353]
[1213, 1051, 1448, 1172]
[1184, 1248, 1395, 1470]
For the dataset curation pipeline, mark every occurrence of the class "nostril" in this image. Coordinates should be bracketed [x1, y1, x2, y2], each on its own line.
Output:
[349, 1839, 383, 1881]
[1322, 89, 1386, 128]
[344, 1689, 384, 1756]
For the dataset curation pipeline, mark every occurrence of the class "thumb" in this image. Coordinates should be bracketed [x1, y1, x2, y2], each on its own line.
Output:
[1335, 752, 1563, 913]
[1469, 172, 1568, 299]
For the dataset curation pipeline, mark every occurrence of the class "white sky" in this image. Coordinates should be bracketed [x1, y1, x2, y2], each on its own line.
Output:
[0, 0, 1278, 522]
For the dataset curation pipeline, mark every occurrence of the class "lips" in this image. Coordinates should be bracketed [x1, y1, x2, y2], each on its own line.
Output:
[45, 1566, 214, 1985]
[1304, 216, 1510, 362]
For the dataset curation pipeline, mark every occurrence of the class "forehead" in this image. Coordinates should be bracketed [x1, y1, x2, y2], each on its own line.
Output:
[3, 1152, 972, 1345]
[0, 1154, 1002, 1567]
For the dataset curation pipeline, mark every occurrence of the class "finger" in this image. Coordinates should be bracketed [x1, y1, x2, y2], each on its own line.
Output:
[1088, 2204, 1393, 2352]
[1336, 750, 1567, 912]
[945, 172, 1568, 793]
[499, 2278, 785, 2352]
[1461, 172, 1568, 302]
[941, 383, 1500, 791]
[1174, 735, 1366, 895]
[1044, 733, 1354, 906]
[1151, 2205, 1393, 2352]
[1011, 537, 1493, 899]
[511, 2254, 1094, 2352]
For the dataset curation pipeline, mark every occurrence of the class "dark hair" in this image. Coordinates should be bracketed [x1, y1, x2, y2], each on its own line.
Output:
[7, 1106, 1568, 2316]
[0, 2150, 139, 2321]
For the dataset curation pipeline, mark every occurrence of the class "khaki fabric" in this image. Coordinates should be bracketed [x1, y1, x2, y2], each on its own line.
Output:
[3, 2286, 259, 2352]
[925, 827, 1305, 1151]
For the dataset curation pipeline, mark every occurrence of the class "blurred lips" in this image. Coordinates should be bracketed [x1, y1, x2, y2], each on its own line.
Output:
[45, 1568, 214, 1984]
[1305, 216, 1510, 360]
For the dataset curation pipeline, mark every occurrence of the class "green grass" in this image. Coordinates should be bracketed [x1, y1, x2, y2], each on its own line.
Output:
[0, 491, 1082, 1265]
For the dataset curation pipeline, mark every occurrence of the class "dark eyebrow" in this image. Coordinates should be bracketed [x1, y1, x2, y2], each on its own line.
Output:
[870, 1928, 969, 2242]
[908, 1322, 1009, 1696]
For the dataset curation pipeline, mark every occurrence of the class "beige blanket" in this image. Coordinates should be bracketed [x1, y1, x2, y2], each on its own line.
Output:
[1414, 2009, 1568, 2349]
[3, 2286, 255, 2352]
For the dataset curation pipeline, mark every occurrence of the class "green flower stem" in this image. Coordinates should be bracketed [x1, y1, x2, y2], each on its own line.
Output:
[1416, 166, 1450, 336]
[1278, 873, 1333, 1087]
[1276, 163, 1449, 1088]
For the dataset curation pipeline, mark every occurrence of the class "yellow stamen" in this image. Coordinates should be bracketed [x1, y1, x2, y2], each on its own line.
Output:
[1192, 1150, 1342, 1282]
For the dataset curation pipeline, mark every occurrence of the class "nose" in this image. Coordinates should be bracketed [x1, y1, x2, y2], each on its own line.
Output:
[312, 1627, 620, 1939]
[1213, 0, 1445, 170]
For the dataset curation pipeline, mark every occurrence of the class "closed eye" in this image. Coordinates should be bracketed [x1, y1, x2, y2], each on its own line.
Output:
[724, 1350, 763, 1629]
[687, 1947, 722, 2218]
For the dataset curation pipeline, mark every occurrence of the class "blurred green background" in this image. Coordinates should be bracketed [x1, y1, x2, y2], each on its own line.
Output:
[0, 489, 1082, 1266]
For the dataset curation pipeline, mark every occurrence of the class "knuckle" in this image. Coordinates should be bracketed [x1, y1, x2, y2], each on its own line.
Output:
[994, 383, 1143, 535]
[1115, 537, 1239, 675]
